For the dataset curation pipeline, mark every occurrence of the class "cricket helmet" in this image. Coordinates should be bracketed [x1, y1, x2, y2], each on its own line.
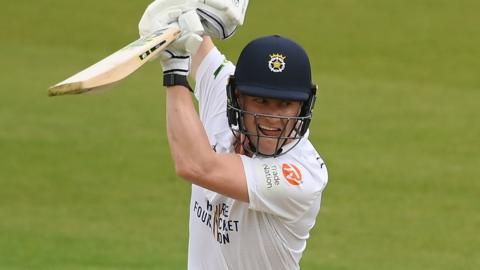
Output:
[227, 35, 317, 157]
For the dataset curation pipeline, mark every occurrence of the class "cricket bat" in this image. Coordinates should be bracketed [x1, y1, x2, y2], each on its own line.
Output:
[48, 25, 181, 97]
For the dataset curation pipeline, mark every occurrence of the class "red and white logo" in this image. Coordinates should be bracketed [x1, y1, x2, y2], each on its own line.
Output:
[282, 163, 302, 186]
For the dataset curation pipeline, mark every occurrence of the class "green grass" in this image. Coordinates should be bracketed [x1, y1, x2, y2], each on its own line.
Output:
[1, 0, 479, 269]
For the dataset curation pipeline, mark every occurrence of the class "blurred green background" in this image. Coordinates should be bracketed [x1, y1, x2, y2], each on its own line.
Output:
[1, 0, 479, 269]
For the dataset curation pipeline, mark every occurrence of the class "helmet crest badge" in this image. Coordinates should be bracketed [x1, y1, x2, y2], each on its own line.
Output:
[268, 53, 286, 73]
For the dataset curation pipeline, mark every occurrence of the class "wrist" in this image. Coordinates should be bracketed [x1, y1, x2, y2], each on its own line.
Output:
[163, 73, 193, 92]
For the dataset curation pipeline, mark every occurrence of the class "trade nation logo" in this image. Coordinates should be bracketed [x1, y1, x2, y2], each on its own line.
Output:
[268, 53, 286, 73]
[282, 163, 302, 186]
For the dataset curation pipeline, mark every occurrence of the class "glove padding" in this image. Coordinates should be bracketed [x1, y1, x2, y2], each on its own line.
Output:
[140, 3, 204, 55]
[196, 0, 249, 39]
[159, 10, 205, 76]
[139, 0, 250, 45]
[139, 0, 196, 38]
[160, 49, 190, 76]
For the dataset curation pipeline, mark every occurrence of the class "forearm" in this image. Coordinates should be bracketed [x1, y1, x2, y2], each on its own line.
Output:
[165, 84, 249, 202]
[191, 36, 215, 79]
[166, 85, 214, 181]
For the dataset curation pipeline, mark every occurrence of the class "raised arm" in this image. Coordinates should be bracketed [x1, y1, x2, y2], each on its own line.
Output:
[191, 36, 215, 79]
[137, 0, 250, 201]
[165, 84, 249, 202]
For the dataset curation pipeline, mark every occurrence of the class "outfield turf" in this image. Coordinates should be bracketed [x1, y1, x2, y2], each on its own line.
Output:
[1, 0, 479, 269]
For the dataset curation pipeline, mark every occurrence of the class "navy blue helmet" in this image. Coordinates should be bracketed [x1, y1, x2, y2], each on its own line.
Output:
[227, 35, 317, 157]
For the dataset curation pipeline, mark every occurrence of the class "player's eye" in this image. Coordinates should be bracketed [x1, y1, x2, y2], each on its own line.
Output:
[253, 97, 267, 104]
[280, 101, 292, 107]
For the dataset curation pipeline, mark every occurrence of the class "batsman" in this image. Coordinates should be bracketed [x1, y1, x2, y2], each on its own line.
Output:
[139, 0, 328, 269]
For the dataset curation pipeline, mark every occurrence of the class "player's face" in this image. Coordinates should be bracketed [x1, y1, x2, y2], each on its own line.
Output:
[239, 95, 302, 156]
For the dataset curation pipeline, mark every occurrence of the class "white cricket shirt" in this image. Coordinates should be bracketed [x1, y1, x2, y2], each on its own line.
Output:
[188, 47, 328, 270]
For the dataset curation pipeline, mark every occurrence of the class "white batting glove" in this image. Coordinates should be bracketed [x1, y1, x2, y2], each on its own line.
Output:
[160, 48, 190, 76]
[139, 0, 250, 44]
[139, 0, 196, 38]
[158, 43, 191, 92]
[159, 10, 205, 75]
[160, 47, 193, 91]
[196, 0, 250, 39]
[140, 1, 204, 54]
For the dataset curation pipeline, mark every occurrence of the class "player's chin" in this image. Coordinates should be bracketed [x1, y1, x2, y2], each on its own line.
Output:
[256, 137, 283, 156]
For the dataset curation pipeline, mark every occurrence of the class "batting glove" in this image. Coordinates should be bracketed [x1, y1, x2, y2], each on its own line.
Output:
[197, 0, 249, 39]
[160, 48, 193, 91]
[160, 49, 191, 76]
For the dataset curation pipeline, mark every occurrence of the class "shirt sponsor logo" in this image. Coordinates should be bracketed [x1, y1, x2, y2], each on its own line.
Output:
[282, 163, 302, 186]
[262, 163, 280, 190]
[193, 200, 240, 245]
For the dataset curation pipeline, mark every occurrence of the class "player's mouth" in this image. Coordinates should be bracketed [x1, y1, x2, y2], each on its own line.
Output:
[257, 124, 282, 137]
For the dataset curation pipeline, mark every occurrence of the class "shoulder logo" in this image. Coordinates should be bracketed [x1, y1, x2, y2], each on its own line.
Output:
[268, 53, 286, 73]
[213, 59, 228, 79]
[282, 163, 302, 186]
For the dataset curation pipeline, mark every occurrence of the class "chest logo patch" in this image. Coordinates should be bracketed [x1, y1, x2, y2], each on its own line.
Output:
[282, 163, 302, 186]
[268, 53, 286, 73]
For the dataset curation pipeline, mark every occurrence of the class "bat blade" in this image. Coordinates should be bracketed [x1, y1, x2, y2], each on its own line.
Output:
[48, 25, 181, 97]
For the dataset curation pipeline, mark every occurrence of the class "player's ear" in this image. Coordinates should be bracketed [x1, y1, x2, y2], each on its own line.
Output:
[297, 101, 304, 116]
[234, 89, 245, 107]
[234, 88, 241, 98]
